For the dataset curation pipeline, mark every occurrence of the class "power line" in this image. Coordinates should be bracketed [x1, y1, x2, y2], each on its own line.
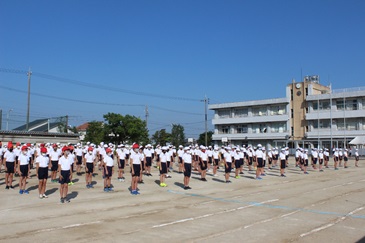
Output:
[0, 68, 201, 102]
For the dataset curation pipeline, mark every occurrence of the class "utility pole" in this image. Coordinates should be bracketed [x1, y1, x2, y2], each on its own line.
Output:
[26, 68, 32, 131]
[202, 95, 209, 146]
[145, 105, 149, 129]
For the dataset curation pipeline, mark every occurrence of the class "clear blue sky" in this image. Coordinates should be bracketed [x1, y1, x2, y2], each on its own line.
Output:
[1, 0, 364, 138]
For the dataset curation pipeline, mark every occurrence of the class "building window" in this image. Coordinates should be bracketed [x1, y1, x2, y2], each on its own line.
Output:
[305, 88, 308, 96]
[291, 126, 294, 136]
[252, 107, 267, 116]
[291, 89, 293, 101]
[345, 99, 358, 110]
[271, 122, 286, 133]
[236, 125, 248, 133]
[313, 101, 330, 111]
[270, 105, 286, 115]
[234, 108, 248, 117]
[291, 109, 294, 118]
[337, 119, 359, 131]
[220, 126, 230, 134]
[252, 124, 267, 133]
[336, 100, 344, 110]
[218, 109, 231, 118]
[313, 119, 331, 129]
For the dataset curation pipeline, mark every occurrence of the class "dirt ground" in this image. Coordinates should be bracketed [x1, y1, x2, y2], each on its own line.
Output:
[0, 158, 364, 243]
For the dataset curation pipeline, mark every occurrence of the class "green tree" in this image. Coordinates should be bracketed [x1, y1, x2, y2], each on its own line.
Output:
[170, 124, 185, 147]
[103, 113, 149, 145]
[84, 121, 104, 144]
[197, 131, 213, 146]
[152, 129, 171, 146]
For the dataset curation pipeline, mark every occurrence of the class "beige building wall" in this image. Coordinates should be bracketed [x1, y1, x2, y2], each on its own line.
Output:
[288, 79, 330, 140]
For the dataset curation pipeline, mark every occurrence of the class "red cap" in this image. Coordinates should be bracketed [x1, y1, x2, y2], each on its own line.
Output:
[105, 148, 112, 153]
[40, 143, 45, 147]
[68, 145, 74, 151]
[132, 143, 139, 149]
[21, 145, 28, 151]
[52, 144, 58, 148]
[7, 142, 13, 148]
[16, 142, 21, 146]
[88, 146, 93, 151]
[26, 143, 31, 147]
[40, 147, 47, 153]
[62, 146, 70, 152]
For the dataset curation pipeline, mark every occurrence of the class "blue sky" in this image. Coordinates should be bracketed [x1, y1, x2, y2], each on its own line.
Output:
[1, 0, 364, 138]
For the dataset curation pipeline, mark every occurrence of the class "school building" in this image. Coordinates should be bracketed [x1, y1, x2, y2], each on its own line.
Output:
[209, 75, 365, 149]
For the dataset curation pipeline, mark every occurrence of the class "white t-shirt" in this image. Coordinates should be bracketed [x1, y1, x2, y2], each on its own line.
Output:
[4, 151, 16, 162]
[58, 156, 72, 170]
[224, 152, 232, 163]
[18, 154, 30, 166]
[130, 151, 141, 165]
[49, 150, 60, 161]
[159, 152, 167, 163]
[200, 151, 208, 161]
[104, 155, 114, 167]
[177, 149, 184, 157]
[182, 153, 192, 164]
[144, 148, 153, 158]
[36, 155, 49, 168]
[84, 153, 95, 163]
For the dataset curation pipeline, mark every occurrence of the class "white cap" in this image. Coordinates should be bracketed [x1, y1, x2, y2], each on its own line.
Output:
[147, 144, 151, 147]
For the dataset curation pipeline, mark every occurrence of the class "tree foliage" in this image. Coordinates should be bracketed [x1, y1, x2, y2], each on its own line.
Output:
[197, 131, 213, 146]
[84, 113, 149, 145]
[170, 124, 185, 147]
[151, 129, 171, 146]
[84, 121, 104, 144]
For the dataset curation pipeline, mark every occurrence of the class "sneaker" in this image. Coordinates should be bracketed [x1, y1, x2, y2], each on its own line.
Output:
[10, 186, 14, 190]
[86, 184, 90, 189]
[261, 173, 266, 176]
[226, 180, 232, 183]
[60, 198, 65, 203]
[131, 190, 137, 195]
[65, 198, 70, 203]
[68, 182, 72, 186]
[43, 194, 48, 198]
[135, 190, 140, 195]
[239, 172, 244, 175]
[235, 176, 240, 179]
[280, 174, 286, 177]
[23, 190, 29, 194]
[138, 180, 144, 184]
[304, 172, 309, 174]
[184, 186, 189, 190]
[89, 184, 94, 188]
[39, 194, 43, 199]
[256, 177, 263, 180]
[335, 168, 339, 170]
[108, 187, 114, 192]
[213, 174, 218, 177]
[104, 188, 109, 192]
[166, 175, 172, 178]
[186, 186, 192, 190]
[19, 190, 23, 194]
[118, 178, 122, 182]
[5, 186, 9, 190]
[319, 169, 324, 172]
[201, 178, 207, 181]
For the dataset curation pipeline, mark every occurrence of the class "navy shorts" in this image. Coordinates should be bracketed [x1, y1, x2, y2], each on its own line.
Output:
[132, 164, 141, 177]
[214, 159, 219, 166]
[280, 160, 286, 169]
[200, 160, 207, 170]
[59, 170, 71, 184]
[257, 158, 263, 168]
[235, 160, 240, 169]
[51, 161, 58, 171]
[146, 157, 152, 167]
[118, 159, 125, 169]
[38, 167, 48, 180]
[104, 166, 113, 178]
[76, 156, 82, 165]
[86, 163, 94, 174]
[6, 162, 15, 174]
[20, 164, 29, 177]
[225, 162, 232, 173]
[160, 163, 167, 174]
[184, 163, 192, 177]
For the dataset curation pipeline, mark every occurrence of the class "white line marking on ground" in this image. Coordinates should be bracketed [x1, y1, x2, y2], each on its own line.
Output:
[300, 207, 364, 238]
[35, 221, 101, 233]
[151, 199, 279, 229]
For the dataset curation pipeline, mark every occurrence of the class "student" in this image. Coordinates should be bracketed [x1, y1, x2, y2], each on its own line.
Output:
[255, 145, 264, 180]
[212, 147, 220, 177]
[355, 149, 360, 167]
[324, 148, 330, 168]
[343, 149, 349, 168]
[75, 143, 83, 176]
[116, 144, 126, 181]
[199, 146, 208, 181]
[177, 145, 184, 174]
[103, 148, 114, 192]
[35, 147, 50, 199]
[312, 148, 318, 170]
[158, 147, 168, 187]
[318, 149, 324, 172]
[84, 146, 96, 188]
[17, 145, 30, 194]
[234, 148, 241, 179]
[4, 142, 16, 189]
[58, 146, 73, 203]
[143, 144, 153, 176]
[130, 143, 141, 194]
[333, 148, 339, 170]
[49, 144, 60, 183]
[303, 149, 309, 174]
[138, 146, 145, 184]
[182, 147, 192, 190]
[279, 148, 286, 177]
[267, 148, 273, 170]
[223, 147, 233, 183]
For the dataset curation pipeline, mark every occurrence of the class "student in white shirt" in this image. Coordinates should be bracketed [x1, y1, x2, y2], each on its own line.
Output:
[182, 147, 192, 190]
[158, 147, 168, 187]
[4, 143, 16, 189]
[279, 148, 287, 177]
[36, 147, 50, 199]
[199, 146, 208, 181]
[103, 148, 114, 192]
[355, 149, 360, 167]
[223, 147, 233, 183]
[177, 145, 184, 173]
[143, 144, 153, 176]
[130, 144, 141, 195]
[17, 146, 30, 194]
[116, 144, 126, 181]
[84, 146, 96, 188]
[49, 144, 61, 183]
[58, 146, 73, 203]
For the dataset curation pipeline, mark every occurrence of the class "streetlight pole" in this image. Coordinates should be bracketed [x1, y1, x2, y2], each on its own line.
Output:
[26, 68, 32, 131]
[6, 109, 13, 131]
